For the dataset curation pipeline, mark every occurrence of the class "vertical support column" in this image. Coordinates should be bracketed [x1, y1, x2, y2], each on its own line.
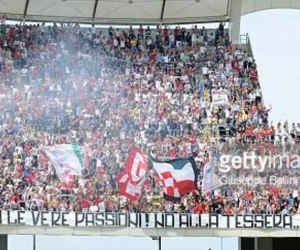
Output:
[229, 0, 242, 44]
[0, 235, 8, 250]
[33, 235, 36, 250]
[254, 238, 258, 250]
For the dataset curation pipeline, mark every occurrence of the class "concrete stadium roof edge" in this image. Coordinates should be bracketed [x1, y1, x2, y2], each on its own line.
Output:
[0, 0, 298, 25]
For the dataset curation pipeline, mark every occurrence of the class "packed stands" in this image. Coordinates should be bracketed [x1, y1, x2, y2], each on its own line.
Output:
[0, 21, 296, 215]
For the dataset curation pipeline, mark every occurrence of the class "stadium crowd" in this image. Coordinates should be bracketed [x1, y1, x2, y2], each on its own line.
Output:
[0, 21, 298, 215]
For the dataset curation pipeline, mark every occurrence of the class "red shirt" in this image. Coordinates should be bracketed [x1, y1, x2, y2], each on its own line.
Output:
[170, 148, 176, 158]
[197, 203, 206, 213]
[30, 171, 37, 182]
[81, 200, 90, 209]
[24, 144, 31, 154]
[250, 69, 258, 80]
[233, 61, 239, 71]
[16, 165, 22, 177]
[190, 136, 196, 144]
[60, 181, 74, 191]
[176, 80, 183, 91]
[180, 149, 187, 157]
[150, 53, 156, 61]
[94, 197, 100, 205]
[246, 190, 253, 199]
[97, 167, 105, 177]
[10, 195, 20, 203]
[93, 131, 102, 137]
[271, 188, 279, 197]
[225, 207, 233, 215]
[190, 105, 199, 113]
[14, 51, 21, 58]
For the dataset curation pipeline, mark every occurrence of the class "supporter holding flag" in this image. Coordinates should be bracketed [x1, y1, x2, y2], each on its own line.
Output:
[116, 145, 148, 200]
[43, 144, 89, 183]
[149, 151, 198, 198]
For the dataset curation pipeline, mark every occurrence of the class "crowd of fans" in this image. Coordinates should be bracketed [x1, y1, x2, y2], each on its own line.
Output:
[0, 20, 297, 216]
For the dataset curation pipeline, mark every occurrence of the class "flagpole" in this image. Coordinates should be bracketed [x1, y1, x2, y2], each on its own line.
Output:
[151, 236, 162, 250]
[33, 235, 36, 250]
[158, 236, 161, 250]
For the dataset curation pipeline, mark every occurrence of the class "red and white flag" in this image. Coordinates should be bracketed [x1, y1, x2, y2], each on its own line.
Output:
[116, 145, 148, 200]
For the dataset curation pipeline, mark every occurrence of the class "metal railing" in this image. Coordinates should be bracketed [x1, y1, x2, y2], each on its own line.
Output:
[239, 33, 250, 45]
[239, 33, 253, 55]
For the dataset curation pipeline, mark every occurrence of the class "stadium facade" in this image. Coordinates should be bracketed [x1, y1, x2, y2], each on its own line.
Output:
[0, 1, 299, 250]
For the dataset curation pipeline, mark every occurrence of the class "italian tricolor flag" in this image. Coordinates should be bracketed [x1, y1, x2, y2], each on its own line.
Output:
[44, 144, 90, 182]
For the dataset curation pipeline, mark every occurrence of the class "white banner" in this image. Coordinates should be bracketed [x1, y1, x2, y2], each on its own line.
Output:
[1, 211, 299, 229]
[202, 163, 212, 194]
[212, 90, 228, 105]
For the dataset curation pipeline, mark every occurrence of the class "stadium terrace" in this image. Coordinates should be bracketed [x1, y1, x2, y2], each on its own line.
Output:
[0, 19, 297, 218]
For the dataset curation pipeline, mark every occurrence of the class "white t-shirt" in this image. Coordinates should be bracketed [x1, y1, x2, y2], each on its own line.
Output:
[200, 46, 206, 54]
[25, 156, 33, 167]
[113, 39, 118, 47]
[98, 201, 105, 212]
[192, 33, 197, 42]
[90, 205, 98, 213]
[255, 89, 262, 97]
[24, 84, 30, 93]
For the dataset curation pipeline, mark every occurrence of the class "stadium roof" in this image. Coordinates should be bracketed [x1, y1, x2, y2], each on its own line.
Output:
[0, 0, 299, 25]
